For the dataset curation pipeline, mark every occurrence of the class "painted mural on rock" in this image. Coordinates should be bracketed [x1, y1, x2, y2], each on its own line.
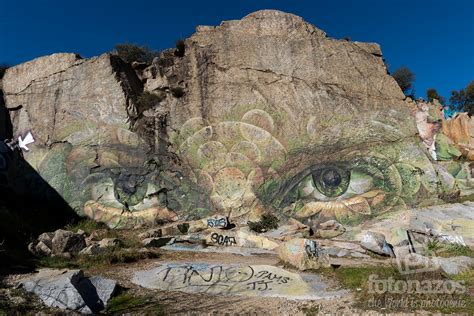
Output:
[1, 10, 473, 229]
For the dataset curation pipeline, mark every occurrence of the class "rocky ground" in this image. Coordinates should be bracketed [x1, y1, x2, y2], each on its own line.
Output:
[1, 205, 473, 315]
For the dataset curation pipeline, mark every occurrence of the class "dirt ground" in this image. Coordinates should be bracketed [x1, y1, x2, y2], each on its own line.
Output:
[2, 249, 472, 315]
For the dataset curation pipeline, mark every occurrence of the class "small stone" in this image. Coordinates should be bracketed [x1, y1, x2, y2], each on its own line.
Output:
[437, 256, 474, 275]
[278, 238, 330, 271]
[142, 237, 174, 248]
[79, 244, 104, 256]
[313, 220, 346, 239]
[138, 228, 162, 240]
[98, 238, 121, 248]
[35, 241, 52, 256]
[360, 231, 395, 257]
[51, 230, 86, 255]
[37, 232, 54, 249]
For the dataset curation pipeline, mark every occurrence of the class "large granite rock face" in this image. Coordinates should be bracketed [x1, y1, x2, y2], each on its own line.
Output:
[1, 10, 472, 228]
[2, 53, 199, 228]
[442, 112, 474, 160]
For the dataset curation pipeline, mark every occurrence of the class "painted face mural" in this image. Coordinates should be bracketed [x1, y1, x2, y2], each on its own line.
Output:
[172, 104, 472, 227]
[12, 102, 473, 229]
[18, 125, 208, 228]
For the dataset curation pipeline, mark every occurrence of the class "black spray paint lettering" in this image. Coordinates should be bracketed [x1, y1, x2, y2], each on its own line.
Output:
[211, 232, 236, 246]
[158, 264, 255, 287]
[255, 270, 290, 284]
[304, 240, 321, 259]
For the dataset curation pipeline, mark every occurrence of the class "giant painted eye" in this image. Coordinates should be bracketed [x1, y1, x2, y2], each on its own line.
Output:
[312, 166, 350, 198]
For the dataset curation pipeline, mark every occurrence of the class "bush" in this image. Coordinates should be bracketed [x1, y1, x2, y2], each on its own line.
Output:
[136, 92, 165, 112]
[426, 88, 445, 104]
[392, 66, 415, 95]
[450, 80, 474, 115]
[248, 213, 279, 233]
[114, 43, 159, 64]
[175, 39, 185, 57]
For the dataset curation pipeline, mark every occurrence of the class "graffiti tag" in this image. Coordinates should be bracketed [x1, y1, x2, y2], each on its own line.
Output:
[304, 239, 321, 259]
[207, 217, 228, 228]
[211, 232, 236, 246]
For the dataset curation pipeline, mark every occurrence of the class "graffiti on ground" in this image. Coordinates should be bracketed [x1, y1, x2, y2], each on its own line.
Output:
[131, 263, 336, 298]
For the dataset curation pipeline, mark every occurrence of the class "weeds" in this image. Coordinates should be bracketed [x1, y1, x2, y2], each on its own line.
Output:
[248, 213, 279, 233]
[36, 248, 159, 270]
[65, 219, 105, 235]
[106, 292, 164, 315]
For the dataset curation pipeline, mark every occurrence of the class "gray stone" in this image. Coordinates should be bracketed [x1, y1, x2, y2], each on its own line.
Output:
[51, 229, 86, 255]
[360, 231, 395, 257]
[98, 238, 122, 248]
[76, 276, 117, 313]
[313, 220, 346, 239]
[37, 232, 54, 249]
[438, 256, 474, 275]
[19, 269, 116, 314]
[142, 237, 174, 248]
[79, 244, 104, 256]
[35, 241, 53, 256]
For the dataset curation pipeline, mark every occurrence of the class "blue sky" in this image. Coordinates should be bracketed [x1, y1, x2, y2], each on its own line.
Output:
[1, 0, 473, 101]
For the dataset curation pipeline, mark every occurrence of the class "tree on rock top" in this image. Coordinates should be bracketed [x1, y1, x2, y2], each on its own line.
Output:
[114, 43, 159, 64]
[392, 66, 415, 96]
[450, 80, 474, 116]
[426, 88, 446, 105]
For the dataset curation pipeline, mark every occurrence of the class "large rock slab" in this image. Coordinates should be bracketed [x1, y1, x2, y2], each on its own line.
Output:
[19, 269, 117, 314]
[442, 113, 474, 160]
[132, 262, 346, 300]
[347, 202, 474, 250]
[2, 10, 472, 229]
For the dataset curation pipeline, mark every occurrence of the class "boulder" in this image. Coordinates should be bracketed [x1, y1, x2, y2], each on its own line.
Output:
[204, 228, 280, 250]
[29, 229, 86, 257]
[138, 228, 163, 240]
[79, 244, 104, 256]
[278, 238, 330, 271]
[51, 229, 86, 255]
[313, 220, 346, 239]
[442, 112, 474, 160]
[3, 9, 470, 230]
[360, 231, 395, 257]
[1, 10, 425, 227]
[132, 262, 346, 299]
[98, 238, 122, 248]
[19, 269, 117, 314]
[437, 256, 474, 275]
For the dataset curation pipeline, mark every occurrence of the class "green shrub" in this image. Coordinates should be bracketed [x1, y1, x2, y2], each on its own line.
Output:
[392, 66, 415, 95]
[114, 43, 159, 64]
[65, 219, 105, 234]
[136, 92, 165, 112]
[248, 213, 279, 233]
